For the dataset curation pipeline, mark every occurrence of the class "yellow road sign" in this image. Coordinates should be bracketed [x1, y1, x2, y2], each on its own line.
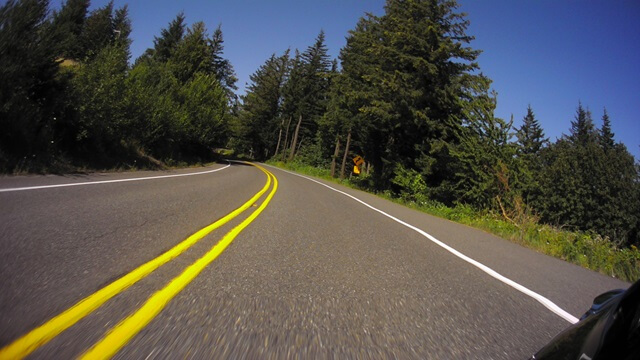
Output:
[353, 155, 364, 166]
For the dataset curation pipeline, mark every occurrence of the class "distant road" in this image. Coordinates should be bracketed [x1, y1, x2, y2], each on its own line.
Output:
[0, 163, 628, 359]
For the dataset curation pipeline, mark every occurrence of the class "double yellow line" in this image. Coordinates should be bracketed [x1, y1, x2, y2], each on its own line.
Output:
[1, 162, 277, 360]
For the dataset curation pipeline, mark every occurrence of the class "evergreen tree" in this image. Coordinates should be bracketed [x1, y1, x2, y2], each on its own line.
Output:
[234, 51, 290, 158]
[599, 108, 615, 150]
[80, 1, 114, 60]
[516, 105, 547, 155]
[209, 24, 238, 99]
[49, 0, 89, 60]
[169, 21, 211, 83]
[152, 12, 185, 62]
[298, 30, 331, 131]
[569, 102, 597, 146]
[539, 104, 640, 247]
[0, 0, 60, 170]
[112, 5, 132, 53]
[337, 0, 486, 194]
[278, 31, 332, 160]
[452, 91, 520, 209]
[515, 105, 547, 209]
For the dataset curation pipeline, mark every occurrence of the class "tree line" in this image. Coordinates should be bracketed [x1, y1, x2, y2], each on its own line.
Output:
[1, 0, 638, 247]
[231, 0, 640, 248]
[1, 0, 235, 170]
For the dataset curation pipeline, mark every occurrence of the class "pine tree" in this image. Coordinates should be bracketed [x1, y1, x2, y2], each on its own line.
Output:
[169, 22, 211, 83]
[539, 103, 640, 247]
[234, 51, 290, 159]
[152, 12, 186, 62]
[80, 1, 114, 60]
[516, 105, 547, 155]
[50, 0, 89, 60]
[514, 105, 547, 210]
[0, 0, 60, 169]
[599, 108, 615, 150]
[278, 31, 332, 160]
[209, 25, 238, 99]
[336, 0, 486, 194]
[112, 5, 132, 53]
[569, 102, 597, 146]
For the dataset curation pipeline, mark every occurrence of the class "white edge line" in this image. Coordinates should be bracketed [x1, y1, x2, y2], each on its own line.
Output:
[0, 163, 231, 193]
[265, 164, 580, 325]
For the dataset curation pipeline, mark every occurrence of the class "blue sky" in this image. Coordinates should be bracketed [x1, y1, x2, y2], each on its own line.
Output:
[50, 0, 640, 159]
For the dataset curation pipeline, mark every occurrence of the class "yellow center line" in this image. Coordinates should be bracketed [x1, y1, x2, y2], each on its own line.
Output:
[0, 162, 270, 360]
[80, 166, 278, 359]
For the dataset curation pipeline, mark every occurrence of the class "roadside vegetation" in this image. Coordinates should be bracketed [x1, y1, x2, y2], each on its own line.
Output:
[2, 0, 638, 280]
[269, 160, 640, 282]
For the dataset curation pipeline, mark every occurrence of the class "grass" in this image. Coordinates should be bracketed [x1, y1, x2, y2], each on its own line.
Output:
[267, 160, 640, 283]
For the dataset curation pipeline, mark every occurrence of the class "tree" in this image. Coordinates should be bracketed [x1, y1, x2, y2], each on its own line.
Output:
[599, 108, 615, 150]
[209, 24, 238, 100]
[515, 105, 547, 208]
[0, 0, 60, 170]
[234, 51, 290, 159]
[151, 12, 186, 62]
[336, 0, 487, 194]
[112, 5, 132, 53]
[451, 90, 520, 210]
[49, 0, 89, 60]
[538, 104, 640, 247]
[516, 105, 547, 156]
[178, 72, 228, 156]
[569, 102, 597, 146]
[80, 1, 114, 60]
[169, 22, 211, 83]
[71, 44, 131, 162]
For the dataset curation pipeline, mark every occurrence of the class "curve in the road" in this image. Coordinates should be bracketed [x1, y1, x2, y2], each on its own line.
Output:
[266, 165, 580, 325]
[80, 165, 278, 359]
[0, 162, 268, 360]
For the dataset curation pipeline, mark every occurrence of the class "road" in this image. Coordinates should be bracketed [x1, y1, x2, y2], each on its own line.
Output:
[0, 162, 629, 359]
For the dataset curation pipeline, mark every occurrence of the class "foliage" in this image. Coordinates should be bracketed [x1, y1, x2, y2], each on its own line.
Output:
[0, 0, 60, 171]
[49, 0, 89, 60]
[1, 0, 638, 272]
[232, 51, 289, 159]
[0, 3, 233, 170]
[269, 160, 640, 282]
[538, 105, 640, 247]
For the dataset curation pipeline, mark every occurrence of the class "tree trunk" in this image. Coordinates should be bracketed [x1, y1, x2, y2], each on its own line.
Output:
[274, 118, 284, 157]
[296, 137, 304, 154]
[288, 115, 302, 161]
[340, 131, 351, 179]
[330, 137, 340, 178]
[281, 116, 292, 161]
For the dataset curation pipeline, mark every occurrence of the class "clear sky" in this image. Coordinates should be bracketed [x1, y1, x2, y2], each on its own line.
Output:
[50, 0, 640, 159]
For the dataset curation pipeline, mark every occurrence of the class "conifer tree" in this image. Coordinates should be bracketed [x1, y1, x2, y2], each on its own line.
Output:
[539, 103, 640, 247]
[234, 51, 290, 158]
[337, 0, 487, 194]
[50, 0, 89, 60]
[80, 1, 114, 60]
[0, 0, 60, 168]
[169, 22, 211, 83]
[209, 25, 238, 99]
[569, 102, 597, 146]
[516, 105, 547, 155]
[112, 5, 132, 53]
[599, 108, 615, 150]
[514, 105, 547, 209]
[152, 12, 186, 62]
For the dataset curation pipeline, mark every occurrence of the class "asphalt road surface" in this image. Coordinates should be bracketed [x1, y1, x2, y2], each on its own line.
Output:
[0, 162, 629, 359]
